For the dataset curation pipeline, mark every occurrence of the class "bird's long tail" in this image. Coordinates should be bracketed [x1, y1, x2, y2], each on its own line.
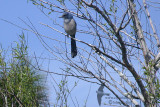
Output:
[71, 35, 77, 58]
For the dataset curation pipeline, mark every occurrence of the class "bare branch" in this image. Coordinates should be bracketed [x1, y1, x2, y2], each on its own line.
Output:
[143, 0, 160, 49]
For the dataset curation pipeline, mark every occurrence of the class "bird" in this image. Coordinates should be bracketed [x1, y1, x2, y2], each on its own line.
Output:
[96, 84, 110, 106]
[59, 12, 77, 58]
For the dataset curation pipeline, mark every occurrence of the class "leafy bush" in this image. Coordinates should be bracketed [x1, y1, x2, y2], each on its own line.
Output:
[0, 34, 47, 107]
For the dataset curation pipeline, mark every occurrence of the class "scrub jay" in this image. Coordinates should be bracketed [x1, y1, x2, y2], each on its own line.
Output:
[96, 85, 110, 106]
[59, 12, 77, 58]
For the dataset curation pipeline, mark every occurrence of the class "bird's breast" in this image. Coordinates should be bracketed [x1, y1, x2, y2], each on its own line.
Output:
[64, 19, 76, 35]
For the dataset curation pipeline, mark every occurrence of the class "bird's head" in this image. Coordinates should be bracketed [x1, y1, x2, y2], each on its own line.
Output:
[59, 12, 73, 19]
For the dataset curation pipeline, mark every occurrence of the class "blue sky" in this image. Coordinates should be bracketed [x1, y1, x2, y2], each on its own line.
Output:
[0, 1, 102, 107]
[0, 0, 148, 107]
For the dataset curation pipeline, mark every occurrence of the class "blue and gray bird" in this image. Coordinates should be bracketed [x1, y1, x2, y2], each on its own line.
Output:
[59, 12, 77, 58]
[96, 84, 110, 106]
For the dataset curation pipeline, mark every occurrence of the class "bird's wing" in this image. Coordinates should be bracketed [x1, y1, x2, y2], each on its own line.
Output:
[97, 93, 103, 106]
[97, 85, 104, 106]
[98, 85, 104, 92]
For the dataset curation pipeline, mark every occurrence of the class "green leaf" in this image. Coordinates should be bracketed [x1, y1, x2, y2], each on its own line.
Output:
[48, 12, 52, 15]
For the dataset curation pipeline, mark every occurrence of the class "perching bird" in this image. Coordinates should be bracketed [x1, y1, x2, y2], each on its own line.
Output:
[59, 12, 77, 58]
[96, 84, 110, 106]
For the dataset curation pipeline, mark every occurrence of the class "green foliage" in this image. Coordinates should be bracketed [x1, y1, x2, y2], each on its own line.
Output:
[0, 34, 47, 107]
[57, 0, 64, 3]
[109, 0, 117, 13]
[143, 61, 154, 76]
[55, 72, 77, 107]
[29, 0, 39, 5]
[143, 61, 160, 103]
